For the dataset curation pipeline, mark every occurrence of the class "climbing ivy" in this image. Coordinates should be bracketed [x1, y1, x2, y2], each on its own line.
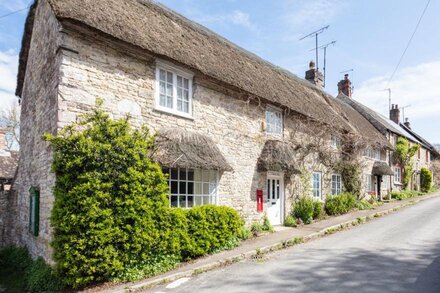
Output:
[394, 137, 420, 189]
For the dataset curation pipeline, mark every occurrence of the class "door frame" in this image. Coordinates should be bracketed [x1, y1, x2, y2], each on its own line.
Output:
[266, 171, 285, 225]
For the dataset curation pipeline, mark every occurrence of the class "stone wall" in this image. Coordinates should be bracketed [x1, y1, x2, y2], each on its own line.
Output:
[11, 0, 61, 263]
[0, 190, 18, 247]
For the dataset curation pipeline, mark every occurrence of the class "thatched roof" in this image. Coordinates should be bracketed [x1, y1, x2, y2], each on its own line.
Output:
[372, 161, 394, 176]
[151, 129, 232, 171]
[16, 0, 390, 147]
[257, 140, 300, 174]
[0, 151, 18, 179]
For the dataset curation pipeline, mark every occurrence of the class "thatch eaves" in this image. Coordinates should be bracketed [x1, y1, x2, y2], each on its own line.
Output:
[257, 140, 300, 174]
[372, 161, 394, 176]
[151, 129, 232, 171]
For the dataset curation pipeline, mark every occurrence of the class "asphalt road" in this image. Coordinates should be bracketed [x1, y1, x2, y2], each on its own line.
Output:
[147, 196, 440, 293]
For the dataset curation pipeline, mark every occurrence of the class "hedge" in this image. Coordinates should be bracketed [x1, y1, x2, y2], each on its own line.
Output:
[324, 193, 357, 215]
[420, 167, 433, 193]
[44, 104, 244, 288]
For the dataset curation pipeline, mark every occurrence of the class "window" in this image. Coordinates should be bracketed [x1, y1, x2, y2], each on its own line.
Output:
[331, 135, 342, 149]
[29, 187, 39, 237]
[331, 174, 342, 195]
[363, 147, 381, 161]
[312, 172, 322, 199]
[365, 174, 374, 193]
[265, 108, 283, 135]
[394, 167, 401, 183]
[162, 168, 218, 208]
[155, 63, 193, 117]
[382, 175, 389, 189]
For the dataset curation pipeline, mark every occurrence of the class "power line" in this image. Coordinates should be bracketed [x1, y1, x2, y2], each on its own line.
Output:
[387, 0, 431, 86]
[0, 5, 31, 20]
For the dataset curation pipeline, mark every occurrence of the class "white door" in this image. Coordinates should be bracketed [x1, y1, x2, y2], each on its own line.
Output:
[266, 174, 284, 225]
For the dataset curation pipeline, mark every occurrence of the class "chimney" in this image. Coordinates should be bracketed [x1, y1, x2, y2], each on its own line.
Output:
[0, 128, 6, 151]
[305, 61, 324, 88]
[337, 74, 352, 97]
[390, 104, 400, 124]
[404, 118, 411, 129]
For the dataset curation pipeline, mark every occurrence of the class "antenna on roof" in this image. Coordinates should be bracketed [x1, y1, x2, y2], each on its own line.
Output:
[340, 69, 354, 94]
[300, 25, 330, 71]
[310, 40, 336, 88]
[400, 104, 412, 123]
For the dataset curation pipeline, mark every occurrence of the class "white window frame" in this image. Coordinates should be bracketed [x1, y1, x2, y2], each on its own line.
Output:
[394, 167, 401, 183]
[331, 174, 342, 195]
[312, 172, 322, 199]
[265, 106, 283, 136]
[155, 61, 194, 118]
[163, 167, 219, 208]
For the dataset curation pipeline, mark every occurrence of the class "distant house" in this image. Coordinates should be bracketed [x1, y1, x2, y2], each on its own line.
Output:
[337, 76, 439, 193]
[7, 0, 398, 262]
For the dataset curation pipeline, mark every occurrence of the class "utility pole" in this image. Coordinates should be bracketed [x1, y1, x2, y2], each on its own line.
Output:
[300, 25, 329, 71]
[311, 40, 336, 87]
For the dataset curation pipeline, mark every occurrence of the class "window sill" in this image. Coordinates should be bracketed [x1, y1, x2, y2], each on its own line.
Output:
[153, 107, 194, 121]
[393, 182, 403, 186]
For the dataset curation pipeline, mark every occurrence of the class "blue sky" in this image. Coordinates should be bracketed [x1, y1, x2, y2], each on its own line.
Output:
[1, 0, 439, 143]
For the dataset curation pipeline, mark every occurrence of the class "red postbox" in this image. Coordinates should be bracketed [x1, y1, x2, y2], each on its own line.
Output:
[256, 189, 263, 212]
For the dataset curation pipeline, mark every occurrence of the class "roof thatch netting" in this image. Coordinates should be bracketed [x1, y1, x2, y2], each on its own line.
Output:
[151, 129, 232, 171]
[257, 140, 300, 174]
[16, 0, 385, 144]
[372, 161, 394, 176]
[0, 151, 18, 179]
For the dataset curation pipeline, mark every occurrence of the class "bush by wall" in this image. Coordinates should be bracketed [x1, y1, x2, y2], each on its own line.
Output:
[312, 200, 324, 220]
[183, 205, 243, 258]
[420, 167, 433, 193]
[44, 106, 245, 288]
[390, 190, 424, 200]
[324, 193, 357, 215]
[0, 246, 64, 292]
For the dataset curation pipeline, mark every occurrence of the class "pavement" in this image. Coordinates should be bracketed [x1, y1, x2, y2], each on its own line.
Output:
[98, 192, 440, 293]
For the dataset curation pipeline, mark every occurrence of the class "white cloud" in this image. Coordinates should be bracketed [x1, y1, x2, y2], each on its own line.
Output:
[283, 0, 346, 29]
[197, 10, 258, 32]
[0, 50, 19, 111]
[353, 61, 440, 121]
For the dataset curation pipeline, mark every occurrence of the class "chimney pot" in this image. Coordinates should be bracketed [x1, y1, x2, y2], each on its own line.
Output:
[309, 61, 315, 69]
[305, 61, 323, 88]
[337, 74, 352, 98]
[390, 104, 400, 124]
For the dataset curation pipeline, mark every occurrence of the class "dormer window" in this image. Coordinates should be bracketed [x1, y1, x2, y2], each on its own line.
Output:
[265, 107, 283, 135]
[155, 61, 193, 118]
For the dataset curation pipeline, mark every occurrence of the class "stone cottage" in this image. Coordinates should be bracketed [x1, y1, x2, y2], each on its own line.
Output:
[336, 75, 439, 194]
[11, 0, 392, 261]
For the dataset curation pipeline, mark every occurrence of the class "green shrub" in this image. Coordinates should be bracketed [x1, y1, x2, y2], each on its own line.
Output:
[312, 200, 324, 220]
[262, 216, 275, 232]
[293, 197, 314, 224]
[390, 190, 423, 200]
[237, 227, 252, 240]
[251, 222, 263, 237]
[325, 193, 357, 215]
[0, 246, 64, 293]
[183, 205, 243, 258]
[356, 200, 374, 210]
[420, 167, 433, 193]
[284, 215, 297, 227]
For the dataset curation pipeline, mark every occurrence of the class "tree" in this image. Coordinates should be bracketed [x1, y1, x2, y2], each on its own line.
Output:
[394, 137, 420, 189]
[0, 101, 20, 149]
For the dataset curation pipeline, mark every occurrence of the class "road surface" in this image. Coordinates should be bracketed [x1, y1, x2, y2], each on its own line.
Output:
[147, 196, 440, 293]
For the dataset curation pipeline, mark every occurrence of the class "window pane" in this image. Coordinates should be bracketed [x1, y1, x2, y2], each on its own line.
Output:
[179, 169, 187, 180]
[166, 83, 173, 96]
[160, 81, 166, 94]
[183, 90, 189, 101]
[177, 76, 182, 87]
[170, 195, 178, 207]
[203, 183, 209, 195]
[160, 94, 166, 107]
[171, 181, 178, 194]
[194, 196, 203, 206]
[171, 169, 178, 179]
[179, 196, 186, 208]
[179, 181, 187, 194]
[187, 196, 194, 207]
[167, 71, 173, 82]
[183, 101, 189, 113]
[188, 182, 194, 194]
[194, 182, 202, 195]
[188, 169, 194, 181]
[184, 78, 189, 90]
[166, 96, 173, 108]
[160, 69, 166, 81]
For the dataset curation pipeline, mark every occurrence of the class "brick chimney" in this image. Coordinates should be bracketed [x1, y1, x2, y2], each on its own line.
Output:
[404, 118, 411, 129]
[0, 128, 6, 151]
[305, 61, 323, 88]
[390, 104, 400, 124]
[337, 74, 352, 97]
